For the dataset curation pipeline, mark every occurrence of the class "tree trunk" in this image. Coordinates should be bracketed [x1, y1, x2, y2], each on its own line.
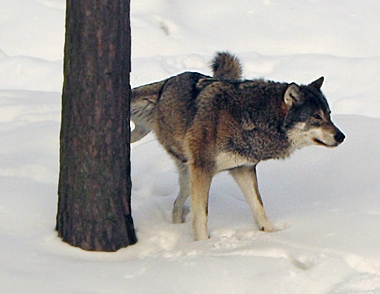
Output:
[56, 0, 137, 251]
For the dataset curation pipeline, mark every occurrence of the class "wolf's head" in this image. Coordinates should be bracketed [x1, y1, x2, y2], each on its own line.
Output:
[283, 77, 345, 150]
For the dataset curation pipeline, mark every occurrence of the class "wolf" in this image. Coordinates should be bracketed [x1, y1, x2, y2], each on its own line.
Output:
[131, 52, 345, 241]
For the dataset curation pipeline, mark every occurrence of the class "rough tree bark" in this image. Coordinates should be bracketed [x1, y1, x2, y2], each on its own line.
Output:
[56, 0, 137, 251]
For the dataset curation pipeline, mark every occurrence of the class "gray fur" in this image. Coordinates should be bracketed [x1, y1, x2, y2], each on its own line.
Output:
[130, 52, 345, 240]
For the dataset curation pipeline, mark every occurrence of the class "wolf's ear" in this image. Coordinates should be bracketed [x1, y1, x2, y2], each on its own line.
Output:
[284, 83, 303, 107]
[309, 76, 324, 90]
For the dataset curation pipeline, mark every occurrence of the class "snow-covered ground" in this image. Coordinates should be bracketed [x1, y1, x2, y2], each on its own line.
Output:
[1, 0, 380, 293]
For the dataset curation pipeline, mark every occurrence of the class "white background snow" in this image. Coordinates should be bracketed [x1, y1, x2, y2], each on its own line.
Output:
[1, 0, 380, 293]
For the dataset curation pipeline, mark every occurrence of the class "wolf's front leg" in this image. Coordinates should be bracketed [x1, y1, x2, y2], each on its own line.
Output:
[190, 165, 213, 241]
[230, 165, 276, 232]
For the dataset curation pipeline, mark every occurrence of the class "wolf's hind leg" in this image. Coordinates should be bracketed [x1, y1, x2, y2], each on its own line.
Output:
[230, 165, 276, 232]
[172, 161, 190, 224]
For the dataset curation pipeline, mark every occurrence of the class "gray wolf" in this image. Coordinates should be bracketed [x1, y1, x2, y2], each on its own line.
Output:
[131, 52, 345, 241]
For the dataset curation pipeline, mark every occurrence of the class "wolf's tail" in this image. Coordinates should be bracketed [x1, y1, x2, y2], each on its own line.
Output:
[130, 80, 165, 143]
[211, 51, 243, 80]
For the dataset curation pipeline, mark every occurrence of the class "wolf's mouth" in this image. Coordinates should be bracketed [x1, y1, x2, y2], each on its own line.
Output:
[313, 138, 337, 147]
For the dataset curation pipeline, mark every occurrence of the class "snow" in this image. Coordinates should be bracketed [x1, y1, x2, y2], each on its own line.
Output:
[1, 0, 380, 293]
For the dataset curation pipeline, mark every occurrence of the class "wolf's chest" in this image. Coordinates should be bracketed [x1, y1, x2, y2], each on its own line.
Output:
[215, 152, 257, 172]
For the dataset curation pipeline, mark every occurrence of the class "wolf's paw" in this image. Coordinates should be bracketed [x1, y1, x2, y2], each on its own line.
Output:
[194, 231, 210, 241]
[258, 221, 282, 233]
[172, 206, 190, 224]
[172, 210, 185, 224]
[172, 215, 184, 224]
[259, 225, 275, 232]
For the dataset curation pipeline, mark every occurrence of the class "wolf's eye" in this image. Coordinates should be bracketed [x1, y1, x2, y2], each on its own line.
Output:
[313, 113, 322, 120]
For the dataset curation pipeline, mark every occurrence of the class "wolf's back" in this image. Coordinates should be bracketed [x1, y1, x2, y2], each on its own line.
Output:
[130, 52, 243, 142]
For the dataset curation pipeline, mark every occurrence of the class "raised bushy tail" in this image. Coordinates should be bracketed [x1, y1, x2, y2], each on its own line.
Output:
[211, 51, 243, 80]
[130, 80, 165, 143]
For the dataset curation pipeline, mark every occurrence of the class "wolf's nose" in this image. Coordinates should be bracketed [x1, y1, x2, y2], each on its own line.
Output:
[335, 131, 345, 143]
